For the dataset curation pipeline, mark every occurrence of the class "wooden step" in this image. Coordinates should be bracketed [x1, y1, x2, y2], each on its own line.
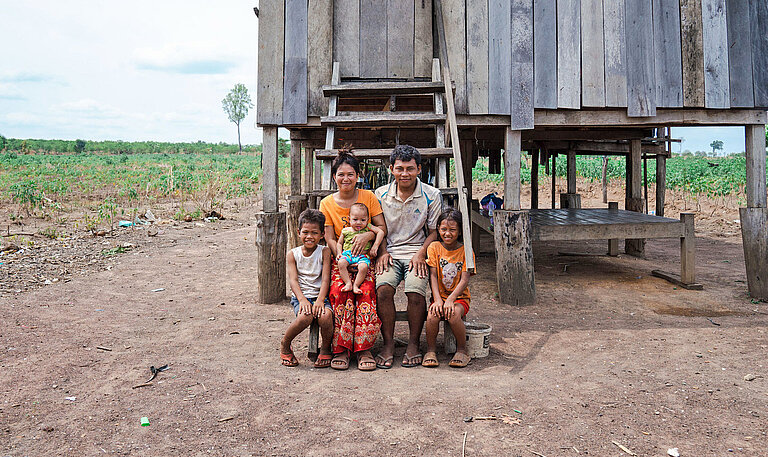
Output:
[323, 81, 448, 97]
[321, 113, 446, 127]
[315, 148, 453, 160]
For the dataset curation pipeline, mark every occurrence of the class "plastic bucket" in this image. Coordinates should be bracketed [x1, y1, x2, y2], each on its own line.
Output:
[443, 322, 492, 358]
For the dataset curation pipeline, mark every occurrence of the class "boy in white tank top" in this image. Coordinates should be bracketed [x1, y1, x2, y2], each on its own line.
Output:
[281, 209, 334, 368]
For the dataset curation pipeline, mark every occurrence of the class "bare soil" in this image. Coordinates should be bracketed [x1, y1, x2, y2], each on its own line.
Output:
[2, 182, 767, 457]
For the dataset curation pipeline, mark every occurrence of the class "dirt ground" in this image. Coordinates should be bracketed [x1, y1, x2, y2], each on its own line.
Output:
[2, 181, 767, 457]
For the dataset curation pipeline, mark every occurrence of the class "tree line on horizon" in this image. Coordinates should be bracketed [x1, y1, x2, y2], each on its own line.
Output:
[0, 136, 262, 155]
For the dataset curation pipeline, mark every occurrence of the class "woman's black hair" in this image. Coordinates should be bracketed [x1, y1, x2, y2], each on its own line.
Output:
[435, 207, 463, 242]
[331, 147, 360, 176]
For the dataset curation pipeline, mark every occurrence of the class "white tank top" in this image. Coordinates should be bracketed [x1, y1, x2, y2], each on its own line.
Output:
[291, 245, 324, 299]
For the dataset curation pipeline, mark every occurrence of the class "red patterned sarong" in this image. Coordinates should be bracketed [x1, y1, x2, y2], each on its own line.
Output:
[329, 261, 381, 354]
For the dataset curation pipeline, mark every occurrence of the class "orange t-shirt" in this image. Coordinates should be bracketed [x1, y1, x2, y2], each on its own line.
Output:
[318, 189, 383, 239]
[426, 241, 474, 302]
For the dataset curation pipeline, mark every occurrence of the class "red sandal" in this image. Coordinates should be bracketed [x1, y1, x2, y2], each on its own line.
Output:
[280, 352, 298, 367]
[313, 354, 332, 368]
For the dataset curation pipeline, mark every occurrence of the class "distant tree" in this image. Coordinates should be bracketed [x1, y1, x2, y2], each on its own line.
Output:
[0, 134, 6, 151]
[74, 139, 86, 153]
[694, 150, 707, 157]
[709, 140, 723, 156]
[221, 83, 253, 153]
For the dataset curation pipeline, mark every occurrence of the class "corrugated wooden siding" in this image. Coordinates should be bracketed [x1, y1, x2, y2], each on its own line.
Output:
[256, 0, 768, 126]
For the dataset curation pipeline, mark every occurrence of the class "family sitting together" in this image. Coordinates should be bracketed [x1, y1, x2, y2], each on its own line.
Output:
[280, 145, 475, 370]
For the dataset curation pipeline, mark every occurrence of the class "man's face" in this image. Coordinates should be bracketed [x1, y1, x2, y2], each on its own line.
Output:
[390, 159, 421, 189]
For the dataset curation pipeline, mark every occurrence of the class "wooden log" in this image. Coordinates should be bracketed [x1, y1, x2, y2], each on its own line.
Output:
[303, 147, 314, 193]
[751, 0, 768, 107]
[290, 140, 301, 196]
[566, 150, 577, 194]
[680, 0, 706, 107]
[283, 0, 308, 125]
[308, 321, 319, 360]
[414, 0, 434, 78]
[534, 0, 557, 109]
[333, 0, 360, 77]
[441, 0, 468, 113]
[360, 0, 387, 77]
[740, 207, 768, 300]
[557, 0, 581, 109]
[680, 212, 695, 284]
[263, 127, 279, 212]
[286, 196, 308, 248]
[489, 0, 511, 115]
[494, 210, 536, 306]
[726, 0, 755, 107]
[307, 0, 333, 117]
[560, 193, 582, 209]
[256, 0, 284, 125]
[467, 0, 489, 114]
[656, 151, 666, 216]
[604, 0, 627, 107]
[651, 269, 703, 289]
[701, 0, 730, 108]
[608, 201, 619, 255]
[745, 124, 768, 208]
[653, 0, 684, 107]
[531, 149, 540, 209]
[581, 0, 606, 107]
[510, 0, 535, 129]
[255, 211, 287, 304]
[625, 0, 656, 116]
[387, 0, 415, 78]
[505, 128, 522, 210]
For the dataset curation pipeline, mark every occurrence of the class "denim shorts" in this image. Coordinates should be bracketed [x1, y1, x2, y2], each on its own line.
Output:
[338, 250, 371, 266]
[375, 258, 429, 297]
[290, 296, 332, 316]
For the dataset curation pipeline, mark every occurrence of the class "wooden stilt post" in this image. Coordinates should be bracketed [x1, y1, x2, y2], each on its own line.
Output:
[740, 124, 768, 299]
[608, 201, 619, 256]
[262, 127, 279, 212]
[680, 213, 695, 284]
[551, 153, 557, 209]
[255, 212, 287, 304]
[504, 128, 522, 210]
[290, 139, 301, 196]
[303, 146, 314, 194]
[531, 149, 539, 209]
[625, 139, 645, 256]
[560, 149, 581, 208]
[494, 210, 535, 305]
[602, 156, 608, 203]
[286, 196, 308, 249]
[656, 153, 667, 216]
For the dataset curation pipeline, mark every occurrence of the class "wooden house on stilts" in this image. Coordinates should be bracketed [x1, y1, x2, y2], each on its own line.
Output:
[253, 0, 768, 306]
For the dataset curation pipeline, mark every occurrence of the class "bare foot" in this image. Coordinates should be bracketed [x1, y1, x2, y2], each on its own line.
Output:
[352, 286, 363, 294]
[341, 282, 353, 292]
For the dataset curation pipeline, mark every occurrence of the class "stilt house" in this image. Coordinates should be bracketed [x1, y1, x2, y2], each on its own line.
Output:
[253, 0, 768, 305]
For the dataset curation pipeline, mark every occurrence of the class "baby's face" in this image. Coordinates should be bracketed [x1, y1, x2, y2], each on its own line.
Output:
[349, 210, 368, 231]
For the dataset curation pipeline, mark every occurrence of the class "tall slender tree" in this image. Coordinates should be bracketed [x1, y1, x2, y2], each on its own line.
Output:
[222, 84, 253, 153]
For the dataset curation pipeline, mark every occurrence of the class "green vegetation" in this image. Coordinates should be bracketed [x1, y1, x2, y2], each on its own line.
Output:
[0, 138, 261, 155]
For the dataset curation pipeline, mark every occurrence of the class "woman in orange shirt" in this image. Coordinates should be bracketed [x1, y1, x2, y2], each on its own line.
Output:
[319, 151, 386, 371]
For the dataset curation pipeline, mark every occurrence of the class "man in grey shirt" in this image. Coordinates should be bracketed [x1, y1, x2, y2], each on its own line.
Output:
[374, 145, 442, 368]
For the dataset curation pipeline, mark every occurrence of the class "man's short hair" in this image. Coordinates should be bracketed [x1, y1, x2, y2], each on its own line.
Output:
[390, 144, 422, 166]
[298, 209, 325, 231]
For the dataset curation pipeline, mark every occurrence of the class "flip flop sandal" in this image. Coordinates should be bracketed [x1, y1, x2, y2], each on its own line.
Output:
[422, 351, 439, 368]
[280, 352, 298, 367]
[448, 352, 471, 368]
[401, 352, 423, 368]
[331, 353, 350, 370]
[375, 355, 394, 369]
[313, 354, 333, 368]
[357, 355, 377, 371]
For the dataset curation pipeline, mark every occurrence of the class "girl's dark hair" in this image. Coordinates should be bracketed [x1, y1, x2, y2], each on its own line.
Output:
[331, 147, 360, 176]
[436, 207, 463, 242]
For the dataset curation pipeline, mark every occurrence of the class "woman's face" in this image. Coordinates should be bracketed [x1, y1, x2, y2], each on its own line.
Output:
[334, 163, 358, 192]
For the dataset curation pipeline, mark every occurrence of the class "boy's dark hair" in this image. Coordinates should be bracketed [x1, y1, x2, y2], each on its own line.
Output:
[349, 202, 369, 217]
[436, 207, 463, 242]
[331, 147, 360, 176]
[298, 209, 325, 231]
[390, 144, 422, 166]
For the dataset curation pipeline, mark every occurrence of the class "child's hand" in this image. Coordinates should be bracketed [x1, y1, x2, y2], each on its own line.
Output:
[299, 299, 313, 316]
[311, 299, 325, 318]
[443, 299, 455, 320]
[429, 300, 443, 318]
[369, 244, 378, 258]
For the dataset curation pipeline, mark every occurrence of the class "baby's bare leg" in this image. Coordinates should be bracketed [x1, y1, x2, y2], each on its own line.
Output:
[352, 262, 368, 294]
[338, 258, 353, 291]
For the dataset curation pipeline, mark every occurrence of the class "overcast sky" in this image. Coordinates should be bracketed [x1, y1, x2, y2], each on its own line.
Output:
[0, 2, 752, 151]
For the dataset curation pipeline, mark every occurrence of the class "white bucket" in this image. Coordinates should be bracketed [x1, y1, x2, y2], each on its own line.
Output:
[443, 322, 492, 358]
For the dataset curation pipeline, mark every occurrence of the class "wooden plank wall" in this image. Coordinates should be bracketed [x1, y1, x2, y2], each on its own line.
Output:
[283, 0, 308, 125]
[308, 0, 333, 116]
[726, 0, 753, 107]
[510, 0, 534, 129]
[488, 0, 511, 114]
[557, 0, 581, 109]
[581, 0, 605, 107]
[625, 0, 657, 116]
[414, 0, 434, 78]
[534, 0, 557, 109]
[442, 0, 468, 113]
[466, 0, 489, 114]
[701, 0, 730, 108]
[603, 0, 627, 107]
[360, 0, 388, 77]
[256, 0, 284, 125]
[653, 0, 683, 107]
[333, 0, 360, 77]
[680, 0, 705, 107]
[387, 0, 415, 78]
[749, 0, 768, 107]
